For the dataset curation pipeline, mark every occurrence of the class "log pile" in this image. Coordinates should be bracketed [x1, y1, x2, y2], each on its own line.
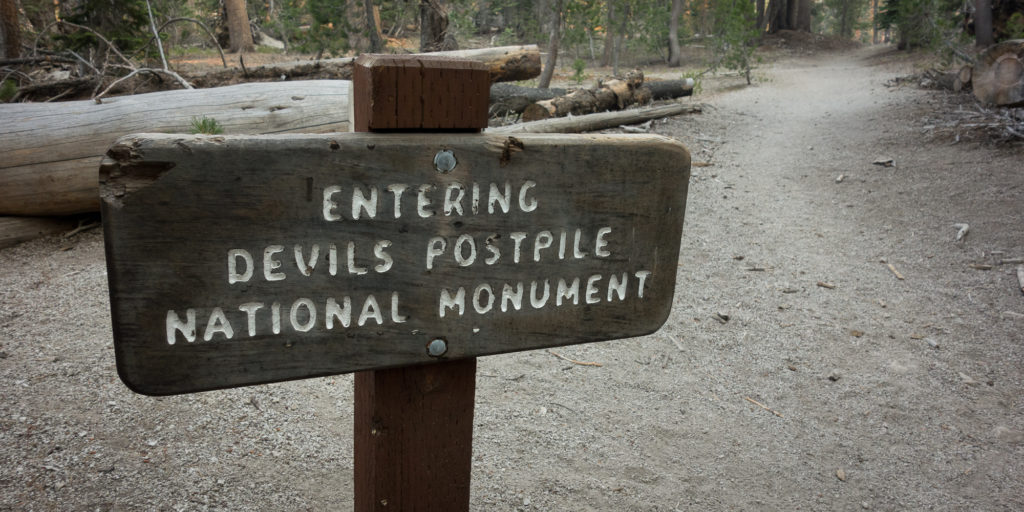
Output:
[521, 72, 693, 122]
[973, 40, 1024, 106]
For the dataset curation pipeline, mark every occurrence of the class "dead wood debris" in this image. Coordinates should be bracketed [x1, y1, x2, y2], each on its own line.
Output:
[744, 396, 783, 418]
[547, 350, 602, 367]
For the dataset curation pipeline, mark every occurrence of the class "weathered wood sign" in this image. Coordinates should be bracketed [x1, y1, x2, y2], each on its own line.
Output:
[101, 132, 690, 395]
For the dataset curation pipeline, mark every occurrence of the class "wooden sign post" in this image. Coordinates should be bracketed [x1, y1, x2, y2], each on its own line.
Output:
[100, 55, 690, 511]
[350, 55, 489, 512]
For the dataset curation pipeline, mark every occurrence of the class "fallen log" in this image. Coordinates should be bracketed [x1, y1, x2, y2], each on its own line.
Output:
[189, 45, 541, 87]
[489, 83, 566, 115]
[0, 80, 350, 216]
[521, 73, 693, 122]
[0, 216, 78, 249]
[487, 102, 702, 134]
[645, 79, 696, 100]
[973, 40, 1024, 106]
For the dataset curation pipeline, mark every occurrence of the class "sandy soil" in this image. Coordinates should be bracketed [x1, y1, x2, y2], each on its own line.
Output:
[2, 45, 1023, 510]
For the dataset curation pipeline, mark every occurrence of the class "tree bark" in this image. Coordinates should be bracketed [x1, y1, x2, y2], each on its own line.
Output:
[975, 0, 995, 47]
[973, 40, 1024, 106]
[872, 0, 879, 43]
[488, 103, 701, 134]
[601, 0, 614, 67]
[797, 0, 811, 32]
[756, 0, 767, 33]
[364, 0, 384, 52]
[489, 83, 567, 115]
[0, 81, 351, 216]
[420, 0, 455, 52]
[538, 0, 561, 89]
[225, 0, 254, 53]
[668, 0, 682, 67]
[0, 0, 19, 59]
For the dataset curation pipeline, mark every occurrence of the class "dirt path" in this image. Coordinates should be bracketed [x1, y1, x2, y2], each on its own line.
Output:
[2, 47, 1022, 510]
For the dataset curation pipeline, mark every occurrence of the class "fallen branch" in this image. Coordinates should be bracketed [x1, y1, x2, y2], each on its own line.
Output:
[487, 103, 701, 134]
[548, 350, 602, 367]
[744, 396, 783, 418]
[886, 263, 905, 280]
[94, 67, 192, 101]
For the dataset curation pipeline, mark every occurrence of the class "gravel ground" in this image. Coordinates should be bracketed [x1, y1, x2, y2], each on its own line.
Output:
[2, 45, 1023, 510]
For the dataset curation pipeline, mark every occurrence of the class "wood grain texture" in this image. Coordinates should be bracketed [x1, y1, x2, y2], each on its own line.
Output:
[1, 80, 349, 216]
[352, 55, 489, 131]
[101, 132, 690, 395]
[354, 358, 475, 512]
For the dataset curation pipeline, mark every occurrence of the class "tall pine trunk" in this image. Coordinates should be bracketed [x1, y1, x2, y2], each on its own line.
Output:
[797, 0, 811, 32]
[974, 0, 994, 47]
[226, 0, 254, 53]
[668, 0, 682, 67]
[364, 0, 383, 52]
[538, 0, 561, 89]
[1, 0, 20, 58]
[601, 0, 614, 67]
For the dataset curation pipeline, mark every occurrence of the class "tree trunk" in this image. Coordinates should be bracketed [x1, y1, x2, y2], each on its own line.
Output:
[872, 0, 880, 43]
[364, 0, 384, 52]
[668, 0, 682, 67]
[766, 0, 783, 33]
[0, 81, 351, 216]
[975, 0, 994, 47]
[756, 0, 767, 33]
[973, 40, 1024, 106]
[0, 0, 19, 59]
[488, 103, 701, 134]
[420, 0, 455, 52]
[538, 0, 561, 89]
[786, 0, 798, 30]
[797, 0, 812, 32]
[225, 0, 254, 53]
[601, 0, 614, 67]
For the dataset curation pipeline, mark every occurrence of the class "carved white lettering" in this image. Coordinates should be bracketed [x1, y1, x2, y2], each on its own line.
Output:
[556, 278, 580, 306]
[238, 302, 264, 336]
[473, 284, 495, 314]
[488, 181, 511, 214]
[203, 307, 234, 341]
[518, 180, 538, 212]
[322, 185, 343, 221]
[294, 244, 320, 276]
[635, 271, 651, 298]
[290, 298, 316, 332]
[501, 282, 523, 312]
[352, 186, 378, 220]
[585, 274, 601, 304]
[228, 249, 253, 284]
[595, 227, 612, 257]
[263, 245, 285, 281]
[325, 297, 351, 329]
[386, 184, 408, 218]
[358, 295, 383, 326]
[347, 241, 368, 275]
[374, 240, 393, 273]
[166, 309, 196, 345]
[454, 234, 477, 267]
[439, 287, 466, 318]
[534, 231, 553, 262]
[417, 184, 435, 218]
[426, 237, 446, 270]
[443, 183, 466, 216]
[607, 273, 628, 301]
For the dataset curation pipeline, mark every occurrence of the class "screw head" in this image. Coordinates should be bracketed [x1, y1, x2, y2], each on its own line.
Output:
[433, 149, 456, 173]
[427, 338, 448, 357]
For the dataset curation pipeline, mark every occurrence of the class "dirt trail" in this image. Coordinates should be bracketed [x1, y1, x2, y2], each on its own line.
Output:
[1, 47, 1022, 511]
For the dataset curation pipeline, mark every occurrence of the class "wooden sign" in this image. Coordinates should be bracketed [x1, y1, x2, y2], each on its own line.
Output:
[101, 132, 690, 395]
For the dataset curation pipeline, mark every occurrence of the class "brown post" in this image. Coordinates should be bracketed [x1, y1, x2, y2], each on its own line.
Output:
[351, 54, 489, 512]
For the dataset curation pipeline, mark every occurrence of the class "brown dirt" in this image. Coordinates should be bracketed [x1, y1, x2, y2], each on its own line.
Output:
[2, 45, 1023, 510]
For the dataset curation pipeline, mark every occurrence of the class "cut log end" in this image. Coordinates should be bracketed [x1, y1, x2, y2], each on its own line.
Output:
[973, 40, 1024, 106]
